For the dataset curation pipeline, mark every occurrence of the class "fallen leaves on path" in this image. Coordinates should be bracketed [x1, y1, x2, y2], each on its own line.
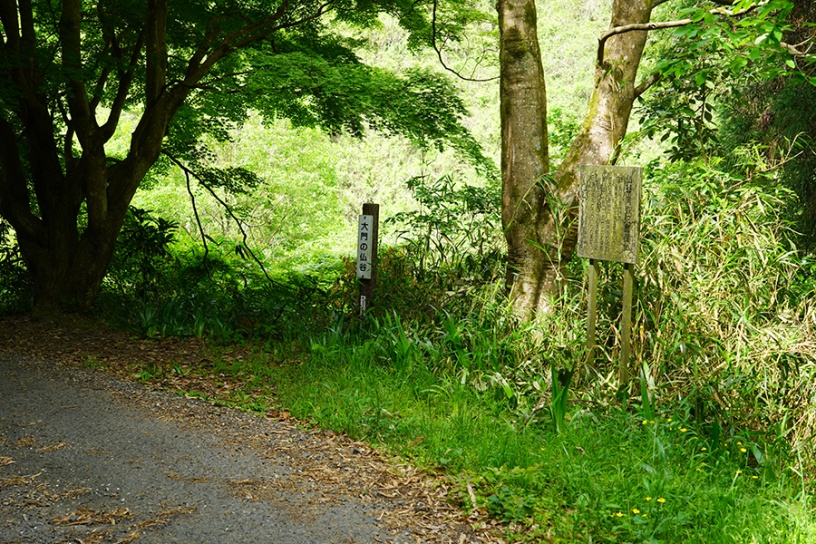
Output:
[0, 316, 505, 543]
[52, 506, 131, 527]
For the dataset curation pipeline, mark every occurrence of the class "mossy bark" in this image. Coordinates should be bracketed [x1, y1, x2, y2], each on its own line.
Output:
[500, 0, 655, 321]
[498, 0, 550, 318]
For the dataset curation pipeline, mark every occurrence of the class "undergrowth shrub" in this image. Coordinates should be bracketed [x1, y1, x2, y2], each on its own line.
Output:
[322, 161, 816, 473]
[636, 159, 816, 461]
[100, 206, 339, 342]
[106, 207, 178, 300]
[0, 218, 31, 313]
[546, 158, 816, 468]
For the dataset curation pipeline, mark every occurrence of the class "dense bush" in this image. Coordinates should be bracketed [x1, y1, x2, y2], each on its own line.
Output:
[0, 219, 31, 314]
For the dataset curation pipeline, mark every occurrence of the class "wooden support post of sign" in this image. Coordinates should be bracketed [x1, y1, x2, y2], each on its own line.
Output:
[357, 203, 379, 316]
[577, 165, 642, 387]
[620, 263, 634, 384]
[585, 259, 599, 369]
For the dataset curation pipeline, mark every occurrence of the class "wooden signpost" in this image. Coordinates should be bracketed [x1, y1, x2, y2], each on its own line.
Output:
[577, 166, 642, 384]
[356, 203, 379, 316]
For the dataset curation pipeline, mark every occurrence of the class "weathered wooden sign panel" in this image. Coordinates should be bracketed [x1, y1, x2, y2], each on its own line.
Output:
[356, 214, 374, 279]
[577, 166, 642, 264]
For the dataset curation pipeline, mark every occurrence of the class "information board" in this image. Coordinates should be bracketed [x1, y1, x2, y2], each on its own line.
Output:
[577, 166, 642, 264]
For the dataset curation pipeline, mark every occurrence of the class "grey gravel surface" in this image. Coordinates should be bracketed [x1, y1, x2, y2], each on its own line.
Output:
[0, 352, 469, 543]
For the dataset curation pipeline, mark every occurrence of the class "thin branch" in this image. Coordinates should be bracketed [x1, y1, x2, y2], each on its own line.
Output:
[162, 151, 282, 288]
[178, 156, 211, 274]
[431, 0, 498, 83]
[779, 40, 813, 57]
[101, 30, 145, 141]
[634, 70, 661, 98]
[598, 19, 692, 66]
[598, 0, 770, 66]
[56, 99, 80, 173]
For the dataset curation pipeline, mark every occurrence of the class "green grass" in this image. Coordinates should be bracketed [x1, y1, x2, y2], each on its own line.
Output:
[210, 324, 811, 543]
[106, 153, 816, 541]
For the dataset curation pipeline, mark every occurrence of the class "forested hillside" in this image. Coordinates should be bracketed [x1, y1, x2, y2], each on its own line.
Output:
[2, 0, 816, 541]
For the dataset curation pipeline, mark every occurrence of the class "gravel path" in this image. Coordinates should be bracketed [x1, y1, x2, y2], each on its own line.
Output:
[0, 351, 480, 543]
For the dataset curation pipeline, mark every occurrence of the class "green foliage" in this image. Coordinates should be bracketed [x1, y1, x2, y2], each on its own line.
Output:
[639, 0, 815, 162]
[244, 151, 816, 540]
[655, 0, 800, 82]
[387, 174, 501, 276]
[267, 318, 815, 542]
[549, 361, 573, 434]
[106, 207, 178, 299]
[626, 149, 808, 423]
[0, 0, 497, 312]
[3, 0, 815, 540]
[0, 219, 30, 313]
[719, 77, 816, 247]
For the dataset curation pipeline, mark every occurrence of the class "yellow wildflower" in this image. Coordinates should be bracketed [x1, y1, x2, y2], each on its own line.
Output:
[645, 497, 652, 501]
[657, 497, 666, 503]
[633, 509, 640, 514]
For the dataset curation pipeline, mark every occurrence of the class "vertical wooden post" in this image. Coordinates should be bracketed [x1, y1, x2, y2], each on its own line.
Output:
[359, 203, 379, 316]
[585, 259, 599, 369]
[620, 262, 634, 384]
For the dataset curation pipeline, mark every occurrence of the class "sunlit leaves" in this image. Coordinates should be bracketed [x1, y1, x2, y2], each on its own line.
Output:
[656, 0, 803, 84]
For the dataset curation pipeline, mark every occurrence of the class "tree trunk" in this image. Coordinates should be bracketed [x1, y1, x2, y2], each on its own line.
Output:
[498, 0, 550, 319]
[500, 0, 655, 320]
[0, 0, 220, 315]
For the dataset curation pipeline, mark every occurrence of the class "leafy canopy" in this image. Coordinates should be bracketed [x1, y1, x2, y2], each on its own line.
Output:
[0, 0, 494, 212]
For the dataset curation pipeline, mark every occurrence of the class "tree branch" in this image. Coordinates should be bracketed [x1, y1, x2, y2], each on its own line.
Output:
[187, 0, 294, 81]
[101, 30, 145, 142]
[145, 0, 168, 104]
[0, 118, 46, 244]
[432, 0, 498, 83]
[634, 70, 661, 98]
[598, 0, 770, 66]
[56, 99, 80, 174]
[59, 0, 94, 142]
[18, 0, 34, 48]
[0, 0, 21, 48]
[162, 151, 282, 288]
[779, 40, 813, 57]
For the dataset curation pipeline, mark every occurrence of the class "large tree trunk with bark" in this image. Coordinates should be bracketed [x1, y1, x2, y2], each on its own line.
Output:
[0, 0, 283, 315]
[498, 0, 550, 318]
[499, 0, 655, 320]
